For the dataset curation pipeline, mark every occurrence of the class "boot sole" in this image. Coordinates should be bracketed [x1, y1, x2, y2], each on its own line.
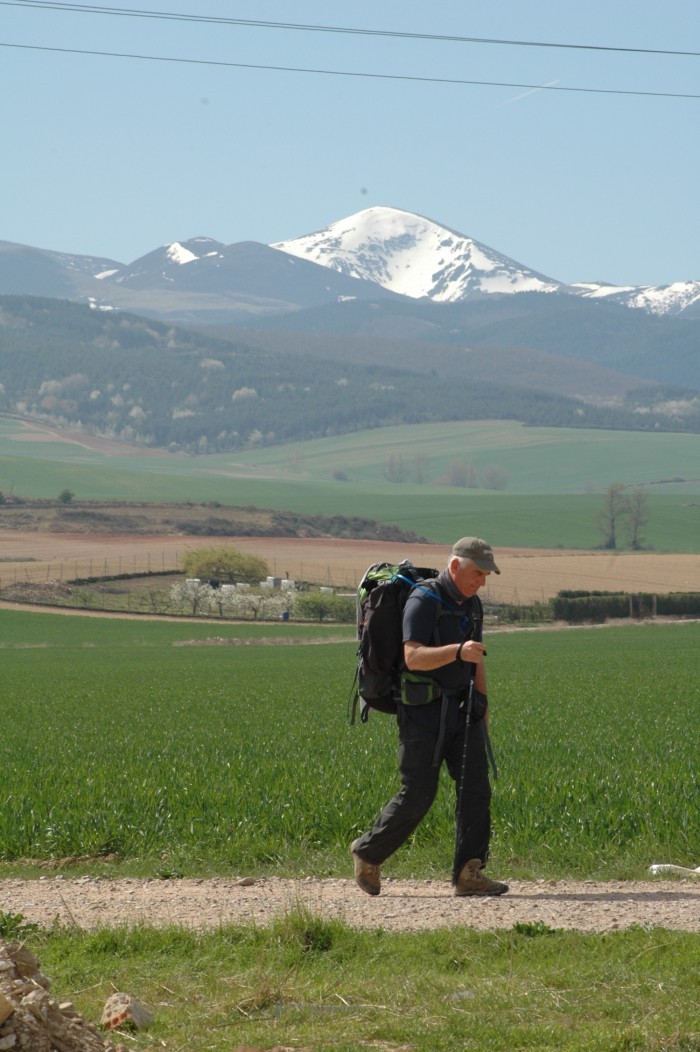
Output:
[351, 840, 381, 896]
[454, 884, 509, 897]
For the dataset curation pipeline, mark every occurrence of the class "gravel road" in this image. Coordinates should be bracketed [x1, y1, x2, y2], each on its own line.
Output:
[2, 876, 698, 934]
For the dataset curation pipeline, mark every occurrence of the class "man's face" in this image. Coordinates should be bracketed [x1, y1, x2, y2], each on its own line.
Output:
[451, 558, 489, 597]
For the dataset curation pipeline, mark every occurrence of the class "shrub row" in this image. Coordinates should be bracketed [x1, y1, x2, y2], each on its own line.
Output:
[657, 592, 700, 616]
[552, 591, 700, 623]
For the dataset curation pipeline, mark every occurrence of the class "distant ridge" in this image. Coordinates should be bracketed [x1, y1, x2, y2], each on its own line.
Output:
[1, 205, 699, 319]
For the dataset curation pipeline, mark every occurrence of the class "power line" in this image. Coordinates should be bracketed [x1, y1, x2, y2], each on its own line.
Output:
[2, 39, 700, 98]
[3, 0, 700, 59]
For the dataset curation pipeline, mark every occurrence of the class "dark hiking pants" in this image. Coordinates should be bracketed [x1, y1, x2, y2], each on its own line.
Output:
[353, 707, 491, 880]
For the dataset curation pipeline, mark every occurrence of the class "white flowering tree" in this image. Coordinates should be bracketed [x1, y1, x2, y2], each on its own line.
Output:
[170, 581, 296, 621]
[170, 579, 214, 616]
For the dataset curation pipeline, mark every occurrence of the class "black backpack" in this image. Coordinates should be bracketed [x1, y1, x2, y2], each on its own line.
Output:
[349, 560, 441, 724]
[349, 564, 496, 775]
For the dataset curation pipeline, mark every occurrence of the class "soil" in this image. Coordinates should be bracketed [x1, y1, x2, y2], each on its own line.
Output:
[1, 874, 698, 934]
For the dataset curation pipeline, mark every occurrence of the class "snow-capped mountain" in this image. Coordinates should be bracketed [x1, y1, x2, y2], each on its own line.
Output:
[272, 206, 565, 303]
[573, 280, 700, 316]
[105, 236, 228, 289]
[2, 208, 699, 318]
[100, 235, 403, 305]
[272, 206, 700, 316]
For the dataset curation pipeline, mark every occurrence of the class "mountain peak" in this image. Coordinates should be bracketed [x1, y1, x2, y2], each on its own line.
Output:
[163, 237, 226, 264]
[272, 206, 563, 302]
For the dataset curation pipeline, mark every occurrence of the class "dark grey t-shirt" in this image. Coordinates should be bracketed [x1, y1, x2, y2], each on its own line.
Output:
[402, 579, 478, 693]
[400, 579, 480, 728]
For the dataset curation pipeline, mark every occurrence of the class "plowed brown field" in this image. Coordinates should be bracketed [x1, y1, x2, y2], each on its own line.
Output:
[0, 530, 697, 603]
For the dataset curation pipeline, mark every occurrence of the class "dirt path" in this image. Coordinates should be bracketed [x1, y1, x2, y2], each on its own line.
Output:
[2, 876, 698, 934]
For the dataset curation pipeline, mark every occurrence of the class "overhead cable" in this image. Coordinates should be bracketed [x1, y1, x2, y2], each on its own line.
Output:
[2, 0, 700, 59]
[1, 40, 699, 99]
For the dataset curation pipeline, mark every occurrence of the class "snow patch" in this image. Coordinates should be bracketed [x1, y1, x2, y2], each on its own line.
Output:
[165, 242, 198, 265]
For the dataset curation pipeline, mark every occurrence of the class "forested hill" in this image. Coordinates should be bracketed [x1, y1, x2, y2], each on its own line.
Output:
[0, 295, 698, 454]
[240, 292, 700, 391]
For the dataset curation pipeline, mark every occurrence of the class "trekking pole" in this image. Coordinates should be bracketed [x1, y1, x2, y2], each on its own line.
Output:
[452, 597, 483, 884]
[452, 675, 475, 884]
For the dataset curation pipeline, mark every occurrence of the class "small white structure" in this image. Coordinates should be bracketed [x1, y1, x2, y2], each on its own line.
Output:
[648, 863, 700, 878]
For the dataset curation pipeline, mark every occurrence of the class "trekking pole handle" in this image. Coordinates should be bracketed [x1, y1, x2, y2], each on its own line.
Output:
[456, 640, 486, 664]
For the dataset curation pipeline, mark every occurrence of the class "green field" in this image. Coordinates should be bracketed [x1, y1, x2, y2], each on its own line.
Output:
[2, 608, 697, 1051]
[1, 610, 696, 878]
[1, 417, 699, 550]
[3, 418, 700, 496]
[214, 421, 700, 495]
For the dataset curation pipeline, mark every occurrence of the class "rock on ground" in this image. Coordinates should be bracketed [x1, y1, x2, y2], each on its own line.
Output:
[0, 941, 128, 1052]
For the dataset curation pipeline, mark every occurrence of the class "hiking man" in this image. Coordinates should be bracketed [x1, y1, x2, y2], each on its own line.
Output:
[351, 537, 508, 897]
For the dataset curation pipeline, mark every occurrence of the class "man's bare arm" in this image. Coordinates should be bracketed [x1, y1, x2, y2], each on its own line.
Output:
[403, 639, 485, 672]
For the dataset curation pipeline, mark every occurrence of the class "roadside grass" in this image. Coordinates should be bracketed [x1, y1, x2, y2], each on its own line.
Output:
[25, 916, 700, 1052]
[0, 607, 354, 644]
[0, 610, 697, 878]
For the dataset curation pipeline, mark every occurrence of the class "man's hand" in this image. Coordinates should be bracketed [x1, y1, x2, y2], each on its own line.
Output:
[457, 640, 486, 665]
[404, 639, 485, 672]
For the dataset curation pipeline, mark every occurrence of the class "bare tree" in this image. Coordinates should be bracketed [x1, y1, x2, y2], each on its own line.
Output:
[481, 463, 510, 491]
[596, 482, 628, 550]
[384, 452, 407, 483]
[411, 453, 428, 484]
[627, 487, 649, 550]
[448, 459, 479, 488]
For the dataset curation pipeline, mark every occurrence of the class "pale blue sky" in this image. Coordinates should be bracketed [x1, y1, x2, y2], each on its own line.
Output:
[2, 1, 699, 286]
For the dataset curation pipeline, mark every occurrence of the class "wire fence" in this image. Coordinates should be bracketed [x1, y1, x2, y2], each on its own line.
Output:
[0, 551, 362, 590]
[0, 550, 183, 587]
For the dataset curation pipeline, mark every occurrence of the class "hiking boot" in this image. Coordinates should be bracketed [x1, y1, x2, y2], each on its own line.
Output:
[454, 858, 509, 897]
[351, 838, 381, 896]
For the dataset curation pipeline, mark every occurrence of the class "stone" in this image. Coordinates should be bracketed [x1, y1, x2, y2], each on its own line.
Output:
[100, 993, 154, 1031]
[0, 941, 125, 1052]
[0, 993, 14, 1025]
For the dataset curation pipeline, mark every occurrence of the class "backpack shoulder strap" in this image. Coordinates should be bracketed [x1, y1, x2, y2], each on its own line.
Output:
[470, 594, 484, 643]
[401, 576, 460, 649]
